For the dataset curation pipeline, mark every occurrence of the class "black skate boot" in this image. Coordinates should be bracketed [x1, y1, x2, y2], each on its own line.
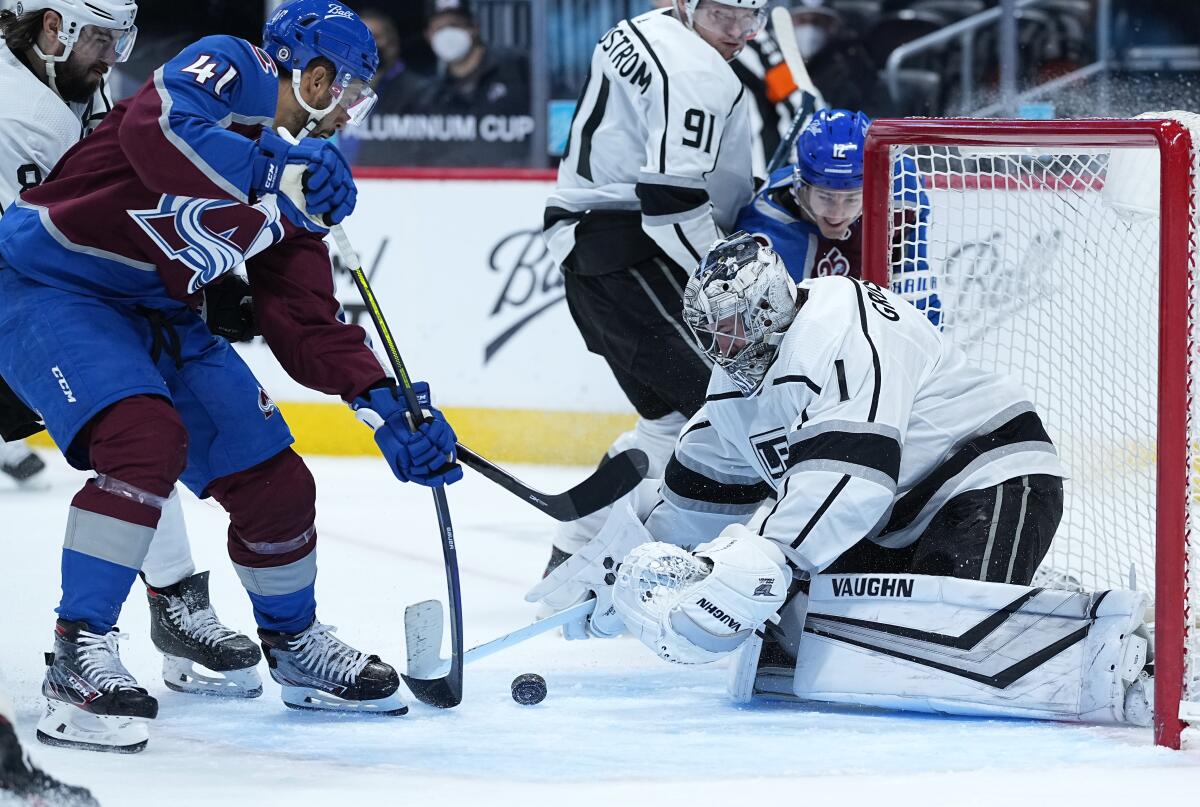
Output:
[259, 621, 407, 715]
[146, 571, 263, 698]
[37, 620, 158, 754]
[1, 712, 98, 806]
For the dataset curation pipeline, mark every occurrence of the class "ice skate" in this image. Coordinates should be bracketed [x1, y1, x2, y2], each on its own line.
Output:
[146, 571, 263, 698]
[37, 620, 158, 754]
[259, 621, 407, 715]
[1, 710, 98, 806]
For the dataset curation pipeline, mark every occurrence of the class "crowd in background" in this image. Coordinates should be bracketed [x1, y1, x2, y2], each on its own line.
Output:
[84, 0, 1200, 169]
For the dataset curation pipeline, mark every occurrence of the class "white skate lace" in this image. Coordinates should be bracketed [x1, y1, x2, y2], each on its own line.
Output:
[76, 629, 140, 691]
[167, 600, 238, 646]
[289, 623, 372, 684]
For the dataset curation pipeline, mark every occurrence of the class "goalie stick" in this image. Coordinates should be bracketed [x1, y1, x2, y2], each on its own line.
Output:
[405, 599, 597, 682]
[455, 444, 649, 522]
[762, 4, 828, 179]
[331, 222, 465, 709]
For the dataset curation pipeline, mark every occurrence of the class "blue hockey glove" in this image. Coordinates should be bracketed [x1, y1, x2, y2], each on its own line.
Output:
[252, 129, 357, 231]
[352, 382, 463, 487]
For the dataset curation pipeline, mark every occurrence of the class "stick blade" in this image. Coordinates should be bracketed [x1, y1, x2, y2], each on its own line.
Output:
[401, 600, 463, 708]
[403, 599, 446, 679]
[564, 448, 649, 519]
[399, 672, 463, 709]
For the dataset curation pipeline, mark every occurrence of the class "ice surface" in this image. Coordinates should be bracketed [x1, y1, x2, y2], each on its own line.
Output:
[1, 454, 1197, 806]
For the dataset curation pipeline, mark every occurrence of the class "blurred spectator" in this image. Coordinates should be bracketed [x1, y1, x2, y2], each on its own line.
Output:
[341, 6, 431, 163]
[346, 0, 533, 167]
[790, 4, 894, 117]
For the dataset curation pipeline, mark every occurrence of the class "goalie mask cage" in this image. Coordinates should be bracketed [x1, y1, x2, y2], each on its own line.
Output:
[862, 115, 1200, 749]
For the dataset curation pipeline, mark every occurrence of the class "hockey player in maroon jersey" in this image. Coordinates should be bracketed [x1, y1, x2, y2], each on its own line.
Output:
[0, 0, 461, 752]
[0, 0, 268, 702]
[735, 107, 942, 326]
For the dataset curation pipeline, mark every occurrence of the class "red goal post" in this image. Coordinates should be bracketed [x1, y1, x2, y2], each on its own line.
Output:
[861, 117, 1199, 749]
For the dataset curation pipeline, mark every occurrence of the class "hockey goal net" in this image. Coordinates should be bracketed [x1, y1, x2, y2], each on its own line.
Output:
[862, 115, 1200, 748]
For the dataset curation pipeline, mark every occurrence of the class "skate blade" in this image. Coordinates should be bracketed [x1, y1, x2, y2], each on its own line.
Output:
[37, 700, 150, 754]
[162, 656, 263, 698]
[280, 686, 408, 716]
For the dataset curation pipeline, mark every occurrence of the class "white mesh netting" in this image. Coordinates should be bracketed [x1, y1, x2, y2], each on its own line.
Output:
[882, 113, 1200, 732]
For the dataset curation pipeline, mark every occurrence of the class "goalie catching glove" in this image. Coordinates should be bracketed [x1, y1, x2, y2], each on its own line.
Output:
[252, 128, 356, 233]
[352, 381, 463, 487]
[613, 524, 792, 665]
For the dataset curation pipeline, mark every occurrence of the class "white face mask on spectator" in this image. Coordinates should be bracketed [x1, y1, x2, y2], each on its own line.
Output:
[794, 23, 828, 60]
[431, 26, 473, 63]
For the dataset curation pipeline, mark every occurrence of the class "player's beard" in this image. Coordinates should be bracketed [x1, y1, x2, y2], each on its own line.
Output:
[54, 54, 107, 104]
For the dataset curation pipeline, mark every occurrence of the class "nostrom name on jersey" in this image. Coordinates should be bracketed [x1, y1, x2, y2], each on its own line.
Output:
[599, 25, 653, 94]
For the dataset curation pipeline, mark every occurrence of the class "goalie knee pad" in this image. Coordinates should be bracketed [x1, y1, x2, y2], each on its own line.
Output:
[614, 524, 792, 665]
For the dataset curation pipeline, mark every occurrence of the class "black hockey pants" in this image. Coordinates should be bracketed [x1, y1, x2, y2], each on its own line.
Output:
[824, 474, 1064, 585]
[563, 254, 712, 420]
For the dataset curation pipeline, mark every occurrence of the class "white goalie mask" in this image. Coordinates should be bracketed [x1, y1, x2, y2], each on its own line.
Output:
[16, 0, 138, 98]
[683, 232, 799, 396]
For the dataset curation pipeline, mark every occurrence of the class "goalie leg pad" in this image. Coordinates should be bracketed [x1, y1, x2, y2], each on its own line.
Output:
[785, 574, 1151, 724]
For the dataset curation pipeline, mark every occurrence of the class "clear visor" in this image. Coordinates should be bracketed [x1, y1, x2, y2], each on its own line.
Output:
[73, 23, 138, 65]
[330, 77, 378, 126]
[693, 1, 768, 41]
[800, 184, 864, 223]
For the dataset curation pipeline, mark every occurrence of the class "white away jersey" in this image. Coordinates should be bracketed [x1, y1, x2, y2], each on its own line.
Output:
[544, 8, 754, 272]
[645, 276, 1065, 575]
[0, 43, 110, 212]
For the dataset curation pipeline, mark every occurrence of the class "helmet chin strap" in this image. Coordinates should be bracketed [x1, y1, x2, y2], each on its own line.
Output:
[31, 42, 71, 100]
[291, 68, 337, 137]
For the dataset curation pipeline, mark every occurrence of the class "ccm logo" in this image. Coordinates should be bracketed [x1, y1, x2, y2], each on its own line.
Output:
[51, 366, 77, 403]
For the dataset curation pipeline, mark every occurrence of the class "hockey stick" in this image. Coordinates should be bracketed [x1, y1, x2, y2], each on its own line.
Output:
[762, 5, 827, 178]
[454, 444, 649, 522]
[331, 224, 465, 709]
[405, 599, 597, 679]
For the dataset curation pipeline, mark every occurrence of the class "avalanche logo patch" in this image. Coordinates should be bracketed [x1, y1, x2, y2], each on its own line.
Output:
[814, 246, 851, 278]
[130, 195, 284, 294]
[258, 388, 278, 419]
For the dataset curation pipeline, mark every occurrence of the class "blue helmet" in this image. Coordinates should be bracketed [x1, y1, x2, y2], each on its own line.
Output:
[793, 109, 872, 191]
[264, 0, 380, 126]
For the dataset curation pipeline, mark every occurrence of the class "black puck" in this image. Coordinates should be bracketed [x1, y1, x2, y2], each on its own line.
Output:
[511, 673, 547, 705]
